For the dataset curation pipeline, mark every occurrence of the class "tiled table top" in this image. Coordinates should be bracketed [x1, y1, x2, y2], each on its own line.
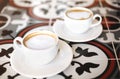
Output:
[0, 0, 120, 79]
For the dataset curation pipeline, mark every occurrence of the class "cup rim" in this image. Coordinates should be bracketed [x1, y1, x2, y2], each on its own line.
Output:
[22, 31, 59, 50]
[65, 7, 93, 20]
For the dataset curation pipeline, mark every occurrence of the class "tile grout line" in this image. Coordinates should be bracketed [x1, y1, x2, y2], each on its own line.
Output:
[73, 58, 120, 60]
[99, 0, 120, 70]
[1, 21, 120, 24]
[48, 0, 57, 30]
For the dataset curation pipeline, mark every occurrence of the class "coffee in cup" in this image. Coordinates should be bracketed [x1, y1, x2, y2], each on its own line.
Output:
[66, 9, 92, 20]
[64, 7, 102, 34]
[13, 30, 59, 66]
[23, 32, 57, 50]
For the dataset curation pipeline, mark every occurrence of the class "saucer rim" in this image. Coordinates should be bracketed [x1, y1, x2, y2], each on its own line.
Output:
[53, 20, 103, 42]
[10, 40, 73, 78]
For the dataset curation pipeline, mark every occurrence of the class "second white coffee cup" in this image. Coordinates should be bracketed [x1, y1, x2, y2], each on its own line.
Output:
[13, 30, 59, 67]
[64, 7, 102, 34]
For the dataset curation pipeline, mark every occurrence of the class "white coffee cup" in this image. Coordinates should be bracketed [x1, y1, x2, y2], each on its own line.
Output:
[64, 7, 102, 34]
[13, 30, 59, 66]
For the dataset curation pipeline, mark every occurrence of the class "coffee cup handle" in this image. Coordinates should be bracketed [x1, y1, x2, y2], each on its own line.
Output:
[91, 14, 102, 28]
[13, 37, 23, 49]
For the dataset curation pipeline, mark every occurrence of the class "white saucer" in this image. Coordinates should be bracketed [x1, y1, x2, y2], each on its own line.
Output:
[10, 40, 73, 78]
[53, 20, 103, 42]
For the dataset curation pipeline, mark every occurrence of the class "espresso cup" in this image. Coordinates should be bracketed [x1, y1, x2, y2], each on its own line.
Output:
[13, 30, 59, 66]
[64, 7, 102, 34]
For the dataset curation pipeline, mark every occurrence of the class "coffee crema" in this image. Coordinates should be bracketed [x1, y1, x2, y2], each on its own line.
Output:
[66, 9, 92, 20]
[23, 32, 57, 50]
